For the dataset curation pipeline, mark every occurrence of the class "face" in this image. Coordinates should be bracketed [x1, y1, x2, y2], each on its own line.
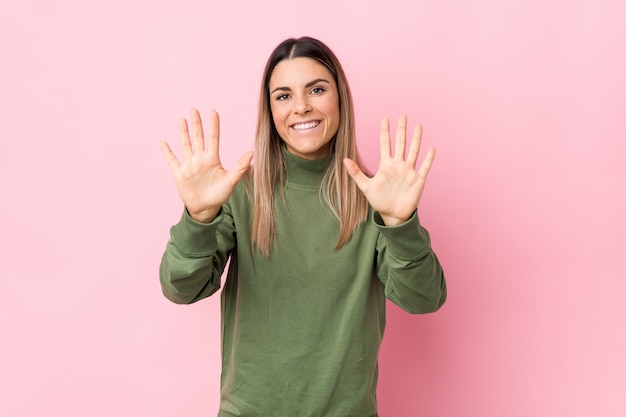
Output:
[268, 57, 340, 160]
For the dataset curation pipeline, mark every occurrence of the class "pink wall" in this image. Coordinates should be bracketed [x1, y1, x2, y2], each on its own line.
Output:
[1, 0, 624, 415]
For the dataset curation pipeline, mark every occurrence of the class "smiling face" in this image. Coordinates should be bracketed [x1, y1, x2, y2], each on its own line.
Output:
[268, 57, 340, 160]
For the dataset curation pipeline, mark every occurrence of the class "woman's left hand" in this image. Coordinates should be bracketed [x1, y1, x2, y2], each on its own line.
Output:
[343, 115, 435, 226]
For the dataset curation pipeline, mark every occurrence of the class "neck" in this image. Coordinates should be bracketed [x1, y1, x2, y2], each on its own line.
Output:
[283, 147, 334, 186]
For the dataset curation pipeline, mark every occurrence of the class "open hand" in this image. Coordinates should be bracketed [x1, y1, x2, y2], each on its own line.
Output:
[160, 108, 254, 223]
[343, 115, 435, 226]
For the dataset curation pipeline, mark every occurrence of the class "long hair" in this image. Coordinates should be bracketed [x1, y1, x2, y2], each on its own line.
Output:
[251, 36, 368, 257]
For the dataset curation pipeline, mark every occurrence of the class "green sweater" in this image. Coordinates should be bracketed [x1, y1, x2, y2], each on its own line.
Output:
[160, 150, 446, 417]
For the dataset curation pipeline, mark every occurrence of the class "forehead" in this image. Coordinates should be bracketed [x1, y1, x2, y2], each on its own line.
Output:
[269, 57, 335, 88]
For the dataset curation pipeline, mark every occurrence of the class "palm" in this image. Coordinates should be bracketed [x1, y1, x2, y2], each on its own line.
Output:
[344, 115, 435, 226]
[171, 143, 233, 215]
[161, 109, 253, 222]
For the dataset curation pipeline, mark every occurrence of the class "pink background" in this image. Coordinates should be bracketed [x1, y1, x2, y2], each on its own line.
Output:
[1, 0, 625, 416]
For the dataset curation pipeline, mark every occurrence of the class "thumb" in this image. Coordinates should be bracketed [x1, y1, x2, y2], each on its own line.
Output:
[228, 151, 254, 185]
[343, 158, 369, 193]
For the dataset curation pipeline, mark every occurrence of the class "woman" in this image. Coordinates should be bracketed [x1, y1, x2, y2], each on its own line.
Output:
[160, 36, 446, 417]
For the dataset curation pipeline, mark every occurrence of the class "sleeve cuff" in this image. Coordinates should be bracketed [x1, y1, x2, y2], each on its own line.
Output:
[169, 208, 224, 256]
[374, 210, 432, 260]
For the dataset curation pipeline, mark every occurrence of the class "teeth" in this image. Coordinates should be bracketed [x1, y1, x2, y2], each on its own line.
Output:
[292, 121, 320, 130]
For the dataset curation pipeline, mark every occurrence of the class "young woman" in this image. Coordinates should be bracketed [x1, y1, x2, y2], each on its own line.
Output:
[160, 36, 446, 417]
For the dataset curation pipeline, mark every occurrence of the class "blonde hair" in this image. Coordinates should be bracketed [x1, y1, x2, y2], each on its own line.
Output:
[250, 37, 368, 257]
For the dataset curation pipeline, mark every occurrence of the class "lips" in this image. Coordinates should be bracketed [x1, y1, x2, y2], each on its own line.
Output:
[291, 120, 321, 130]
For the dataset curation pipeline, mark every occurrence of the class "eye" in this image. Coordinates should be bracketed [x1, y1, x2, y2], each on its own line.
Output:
[310, 87, 326, 95]
[275, 93, 290, 101]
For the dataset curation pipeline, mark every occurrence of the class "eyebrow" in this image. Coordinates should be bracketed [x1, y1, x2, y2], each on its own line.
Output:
[270, 78, 331, 95]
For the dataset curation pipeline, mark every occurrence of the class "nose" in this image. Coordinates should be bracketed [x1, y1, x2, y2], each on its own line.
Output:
[293, 95, 311, 115]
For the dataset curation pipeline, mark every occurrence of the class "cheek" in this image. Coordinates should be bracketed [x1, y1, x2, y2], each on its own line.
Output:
[322, 97, 340, 120]
[270, 106, 286, 126]
[269, 110, 280, 130]
[270, 109, 288, 139]
[324, 102, 340, 130]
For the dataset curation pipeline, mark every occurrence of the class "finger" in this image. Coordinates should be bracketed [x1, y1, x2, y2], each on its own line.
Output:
[160, 140, 181, 172]
[343, 158, 370, 193]
[417, 147, 436, 179]
[179, 118, 193, 160]
[379, 116, 391, 159]
[227, 151, 254, 185]
[207, 110, 220, 156]
[406, 124, 423, 167]
[190, 108, 205, 153]
[394, 114, 408, 159]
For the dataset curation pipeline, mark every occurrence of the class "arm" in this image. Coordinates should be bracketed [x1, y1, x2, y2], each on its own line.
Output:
[159, 208, 235, 304]
[344, 114, 446, 312]
[159, 108, 251, 303]
[374, 210, 446, 314]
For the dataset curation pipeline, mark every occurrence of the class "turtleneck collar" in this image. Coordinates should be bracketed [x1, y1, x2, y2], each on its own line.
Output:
[284, 147, 334, 187]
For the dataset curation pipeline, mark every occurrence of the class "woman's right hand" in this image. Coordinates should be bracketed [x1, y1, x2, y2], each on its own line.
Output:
[161, 108, 254, 223]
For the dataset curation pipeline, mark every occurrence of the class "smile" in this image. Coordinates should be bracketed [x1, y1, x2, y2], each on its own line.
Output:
[291, 121, 320, 130]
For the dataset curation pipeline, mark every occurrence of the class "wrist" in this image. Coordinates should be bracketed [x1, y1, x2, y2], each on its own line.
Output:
[186, 207, 220, 224]
[379, 214, 405, 227]
[379, 209, 416, 226]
